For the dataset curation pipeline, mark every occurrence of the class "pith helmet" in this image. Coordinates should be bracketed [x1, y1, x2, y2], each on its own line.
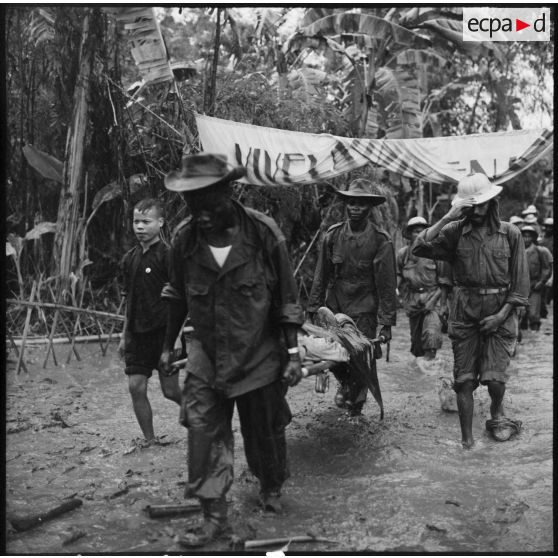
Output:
[336, 178, 386, 206]
[164, 153, 246, 192]
[521, 225, 538, 237]
[403, 216, 429, 238]
[521, 204, 538, 216]
[451, 173, 502, 206]
[523, 214, 538, 225]
[543, 217, 553, 227]
[509, 216, 524, 226]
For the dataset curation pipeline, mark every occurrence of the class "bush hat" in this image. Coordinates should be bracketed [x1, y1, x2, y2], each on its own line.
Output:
[451, 173, 502, 207]
[164, 153, 246, 192]
[521, 225, 538, 237]
[521, 204, 538, 216]
[509, 216, 524, 226]
[337, 178, 386, 206]
[403, 216, 429, 238]
[523, 214, 538, 225]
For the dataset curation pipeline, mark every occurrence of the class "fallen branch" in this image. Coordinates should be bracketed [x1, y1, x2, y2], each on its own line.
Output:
[10, 498, 83, 532]
[230, 534, 337, 550]
[144, 503, 201, 518]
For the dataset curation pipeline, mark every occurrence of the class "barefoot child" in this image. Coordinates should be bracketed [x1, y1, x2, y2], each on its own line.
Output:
[119, 198, 182, 449]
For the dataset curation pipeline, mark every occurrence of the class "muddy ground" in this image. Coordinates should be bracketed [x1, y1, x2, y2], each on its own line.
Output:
[5, 310, 553, 554]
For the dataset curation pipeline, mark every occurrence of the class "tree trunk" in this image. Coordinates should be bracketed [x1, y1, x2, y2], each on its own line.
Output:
[53, 9, 99, 294]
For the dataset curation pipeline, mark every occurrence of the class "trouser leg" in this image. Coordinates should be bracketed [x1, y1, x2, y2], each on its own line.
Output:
[236, 380, 292, 495]
[182, 374, 235, 502]
[409, 312, 425, 357]
[422, 310, 443, 352]
[527, 291, 541, 330]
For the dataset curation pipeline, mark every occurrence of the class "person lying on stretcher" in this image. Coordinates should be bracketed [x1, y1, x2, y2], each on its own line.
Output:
[297, 307, 385, 418]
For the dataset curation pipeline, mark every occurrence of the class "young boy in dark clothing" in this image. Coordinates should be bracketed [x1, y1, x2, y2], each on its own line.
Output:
[119, 198, 182, 448]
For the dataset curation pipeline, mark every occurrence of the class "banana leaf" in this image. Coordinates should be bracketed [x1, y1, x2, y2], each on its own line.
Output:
[22, 145, 64, 183]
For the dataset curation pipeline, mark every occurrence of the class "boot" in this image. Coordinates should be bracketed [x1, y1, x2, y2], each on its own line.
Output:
[178, 497, 229, 548]
[259, 489, 283, 513]
[334, 383, 348, 408]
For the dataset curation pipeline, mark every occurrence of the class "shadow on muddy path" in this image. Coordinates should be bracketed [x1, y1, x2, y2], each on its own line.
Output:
[5, 310, 553, 553]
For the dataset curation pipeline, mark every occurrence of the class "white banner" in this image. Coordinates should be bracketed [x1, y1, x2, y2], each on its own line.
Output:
[196, 113, 553, 187]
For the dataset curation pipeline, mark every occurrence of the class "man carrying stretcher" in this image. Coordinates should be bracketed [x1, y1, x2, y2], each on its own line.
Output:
[307, 178, 397, 416]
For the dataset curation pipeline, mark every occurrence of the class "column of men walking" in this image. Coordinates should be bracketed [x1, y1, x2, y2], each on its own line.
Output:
[118, 153, 551, 547]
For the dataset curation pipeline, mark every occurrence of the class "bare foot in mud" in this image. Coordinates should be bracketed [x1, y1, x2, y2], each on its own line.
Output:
[461, 438, 475, 450]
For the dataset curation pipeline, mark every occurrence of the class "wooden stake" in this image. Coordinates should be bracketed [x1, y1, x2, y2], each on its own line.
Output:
[43, 307, 60, 368]
[8, 333, 28, 375]
[16, 281, 36, 375]
[37, 284, 58, 366]
[67, 276, 87, 364]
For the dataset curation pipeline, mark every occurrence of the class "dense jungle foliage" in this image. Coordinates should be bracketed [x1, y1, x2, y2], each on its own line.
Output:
[5, 7, 554, 322]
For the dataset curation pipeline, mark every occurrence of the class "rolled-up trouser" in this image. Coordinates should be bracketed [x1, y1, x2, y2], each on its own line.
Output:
[182, 374, 292, 502]
[449, 314, 517, 391]
[409, 310, 443, 357]
[527, 290, 542, 328]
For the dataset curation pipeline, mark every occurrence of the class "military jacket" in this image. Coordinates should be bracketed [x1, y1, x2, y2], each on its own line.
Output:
[307, 220, 397, 325]
[162, 201, 303, 397]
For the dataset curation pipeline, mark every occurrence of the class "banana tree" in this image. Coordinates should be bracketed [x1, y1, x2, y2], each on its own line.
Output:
[283, 7, 504, 139]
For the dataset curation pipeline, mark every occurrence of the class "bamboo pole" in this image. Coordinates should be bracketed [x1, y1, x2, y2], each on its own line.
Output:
[102, 297, 124, 354]
[67, 276, 87, 364]
[16, 281, 37, 375]
[8, 333, 29, 374]
[293, 228, 320, 276]
[43, 307, 60, 368]
[6, 300, 125, 322]
[12, 333, 123, 347]
[87, 279, 110, 356]
[36, 284, 59, 366]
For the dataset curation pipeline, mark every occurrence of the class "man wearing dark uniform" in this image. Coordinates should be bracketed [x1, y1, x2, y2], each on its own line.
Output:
[307, 178, 397, 415]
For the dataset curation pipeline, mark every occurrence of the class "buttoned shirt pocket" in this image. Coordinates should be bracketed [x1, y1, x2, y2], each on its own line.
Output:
[330, 253, 344, 284]
[491, 247, 510, 279]
[233, 278, 265, 299]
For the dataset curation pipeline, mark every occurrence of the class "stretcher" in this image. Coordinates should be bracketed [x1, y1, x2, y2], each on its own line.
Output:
[171, 309, 386, 419]
[300, 341, 386, 419]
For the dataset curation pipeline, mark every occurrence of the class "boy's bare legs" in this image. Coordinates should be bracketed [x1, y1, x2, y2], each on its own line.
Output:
[128, 374, 155, 441]
[158, 371, 182, 406]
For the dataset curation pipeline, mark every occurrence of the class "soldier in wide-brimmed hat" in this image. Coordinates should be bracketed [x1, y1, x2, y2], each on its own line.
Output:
[307, 178, 397, 415]
[159, 153, 304, 547]
[397, 216, 451, 371]
[413, 173, 529, 449]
